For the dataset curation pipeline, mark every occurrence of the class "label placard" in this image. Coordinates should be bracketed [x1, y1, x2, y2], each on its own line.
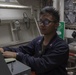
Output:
[57, 22, 65, 39]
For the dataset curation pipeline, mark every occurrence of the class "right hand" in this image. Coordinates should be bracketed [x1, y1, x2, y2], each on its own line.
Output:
[3, 51, 17, 58]
[0, 48, 4, 53]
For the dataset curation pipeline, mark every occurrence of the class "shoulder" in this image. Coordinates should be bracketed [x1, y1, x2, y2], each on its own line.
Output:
[51, 35, 69, 54]
[54, 35, 69, 48]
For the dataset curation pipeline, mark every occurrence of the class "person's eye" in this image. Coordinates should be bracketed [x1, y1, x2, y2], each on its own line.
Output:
[45, 21, 49, 24]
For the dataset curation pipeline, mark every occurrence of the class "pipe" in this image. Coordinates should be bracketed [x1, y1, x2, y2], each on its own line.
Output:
[59, 0, 64, 21]
[0, 4, 32, 9]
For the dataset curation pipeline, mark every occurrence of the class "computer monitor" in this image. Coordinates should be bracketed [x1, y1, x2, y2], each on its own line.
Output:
[0, 52, 12, 75]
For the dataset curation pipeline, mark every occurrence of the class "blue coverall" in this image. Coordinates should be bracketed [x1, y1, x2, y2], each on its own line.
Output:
[3, 34, 69, 75]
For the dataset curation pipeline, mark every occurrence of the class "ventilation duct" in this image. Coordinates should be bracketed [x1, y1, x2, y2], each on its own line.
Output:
[0, 0, 18, 3]
[0, 0, 32, 20]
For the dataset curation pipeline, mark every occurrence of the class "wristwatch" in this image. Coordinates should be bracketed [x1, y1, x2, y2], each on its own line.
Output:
[16, 53, 19, 56]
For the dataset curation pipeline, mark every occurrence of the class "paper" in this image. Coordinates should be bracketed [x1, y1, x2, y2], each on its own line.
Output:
[5, 58, 16, 63]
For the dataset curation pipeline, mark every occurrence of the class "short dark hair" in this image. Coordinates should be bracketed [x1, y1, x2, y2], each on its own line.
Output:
[40, 6, 60, 22]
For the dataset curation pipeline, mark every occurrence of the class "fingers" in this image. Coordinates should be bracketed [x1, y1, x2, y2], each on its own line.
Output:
[3, 51, 11, 58]
[3, 51, 17, 58]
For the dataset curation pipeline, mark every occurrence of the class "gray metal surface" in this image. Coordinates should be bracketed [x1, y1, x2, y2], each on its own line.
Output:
[7, 60, 31, 75]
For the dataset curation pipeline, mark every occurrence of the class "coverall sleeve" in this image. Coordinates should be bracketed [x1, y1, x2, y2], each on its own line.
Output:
[3, 38, 37, 56]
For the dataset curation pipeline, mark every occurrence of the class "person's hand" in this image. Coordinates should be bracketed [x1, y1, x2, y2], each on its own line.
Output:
[3, 51, 17, 58]
[0, 48, 4, 53]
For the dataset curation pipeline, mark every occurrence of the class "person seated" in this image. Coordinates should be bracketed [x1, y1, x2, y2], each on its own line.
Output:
[0, 6, 69, 75]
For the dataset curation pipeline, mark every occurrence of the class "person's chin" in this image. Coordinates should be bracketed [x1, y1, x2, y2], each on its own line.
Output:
[41, 32, 47, 35]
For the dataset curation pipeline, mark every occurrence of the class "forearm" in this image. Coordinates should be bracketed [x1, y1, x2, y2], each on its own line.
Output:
[16, 53, 58, 73]
[3, 47, 19, 52]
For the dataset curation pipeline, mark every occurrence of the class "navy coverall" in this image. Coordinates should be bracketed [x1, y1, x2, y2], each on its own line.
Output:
[3, 34, 69, 75]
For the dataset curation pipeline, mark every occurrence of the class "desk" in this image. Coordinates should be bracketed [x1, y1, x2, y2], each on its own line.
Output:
[7, 60, 31, 75]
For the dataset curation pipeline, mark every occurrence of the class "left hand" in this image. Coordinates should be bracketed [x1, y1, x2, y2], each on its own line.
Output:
[3, 51, 17, 58]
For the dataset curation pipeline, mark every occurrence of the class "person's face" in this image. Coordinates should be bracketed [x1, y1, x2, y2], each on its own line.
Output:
[39, 13, 59, 35]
